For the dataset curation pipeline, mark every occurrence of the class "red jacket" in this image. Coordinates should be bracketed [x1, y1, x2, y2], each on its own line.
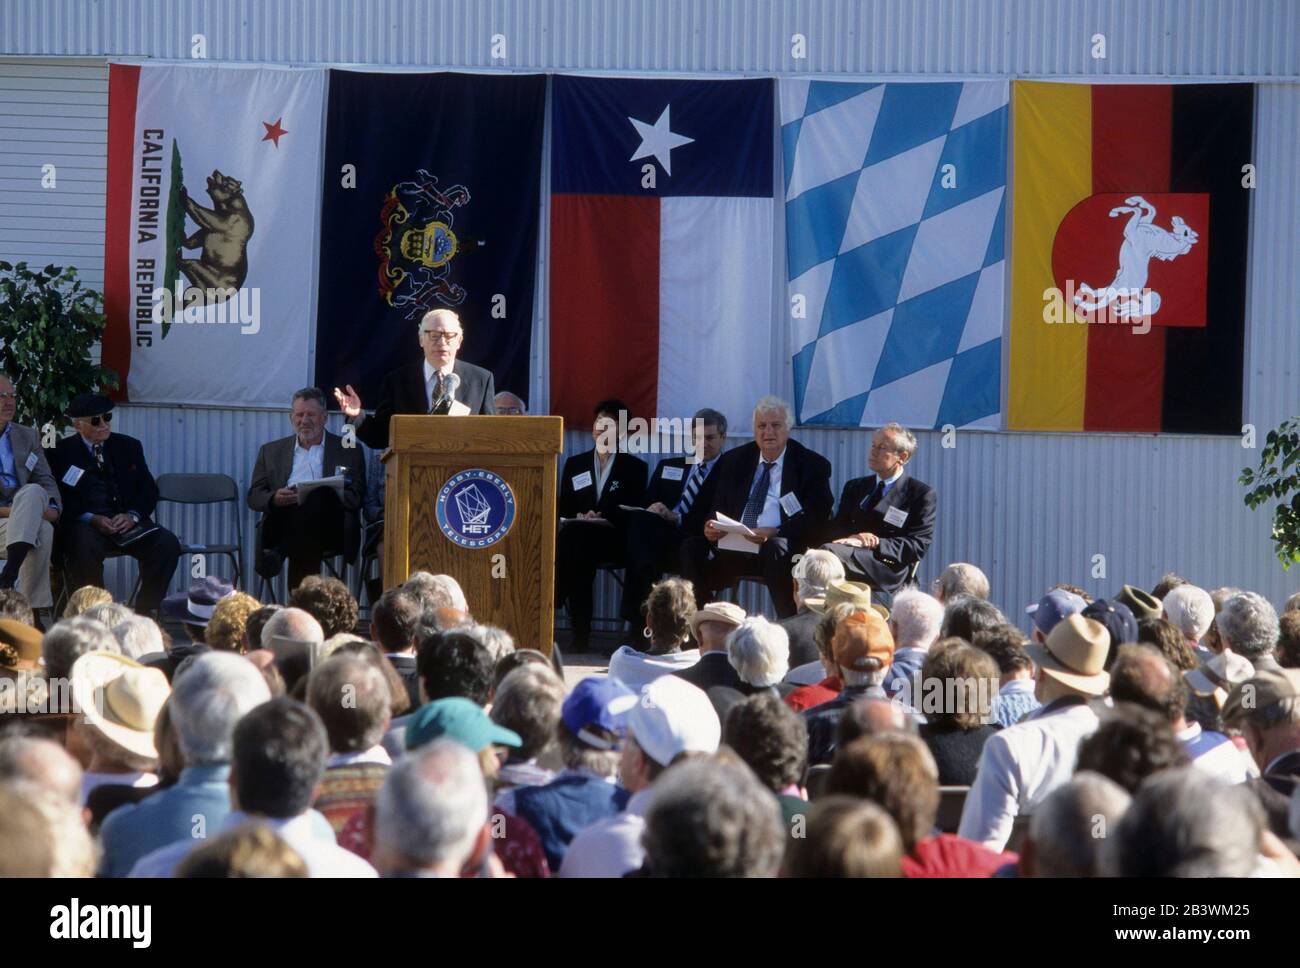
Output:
[785, 676, 842, 712]
[902, 834, 1016, 878]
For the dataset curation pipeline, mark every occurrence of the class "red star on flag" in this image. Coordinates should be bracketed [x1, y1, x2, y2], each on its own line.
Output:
[261, 117, 288, 148]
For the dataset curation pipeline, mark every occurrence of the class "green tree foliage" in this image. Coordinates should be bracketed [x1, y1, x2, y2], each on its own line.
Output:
[1241, 417, 1300, 570]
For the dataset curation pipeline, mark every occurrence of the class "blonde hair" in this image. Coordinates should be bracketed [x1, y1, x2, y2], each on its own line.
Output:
[63, 586, 112, 618]
[176, 823, 309, 878]
[204, 592, 261, 653]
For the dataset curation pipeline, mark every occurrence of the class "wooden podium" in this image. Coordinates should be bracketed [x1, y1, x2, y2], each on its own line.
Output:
[382, 415, 564, 655]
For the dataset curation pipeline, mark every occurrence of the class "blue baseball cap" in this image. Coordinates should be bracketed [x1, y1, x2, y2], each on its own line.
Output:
[561, 677, 637, 750]
[1026, 588, 1087, 636]
[1082, 598, 1139, 653]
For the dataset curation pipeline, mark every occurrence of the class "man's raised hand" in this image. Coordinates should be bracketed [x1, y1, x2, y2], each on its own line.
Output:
[333, 385, 362, 418]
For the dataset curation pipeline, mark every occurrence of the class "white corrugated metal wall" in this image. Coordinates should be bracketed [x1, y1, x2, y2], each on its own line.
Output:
[0, 0, 1297, 635]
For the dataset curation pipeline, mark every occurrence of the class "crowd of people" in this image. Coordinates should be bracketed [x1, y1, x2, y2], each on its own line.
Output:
[1, 549, 1299, 879]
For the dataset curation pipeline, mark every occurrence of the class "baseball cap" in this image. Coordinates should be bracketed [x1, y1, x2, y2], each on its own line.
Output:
[1026, 588, 1087, 636]
[1082, 598, 1138, 651]
[628, 676, 720, 767]
[562, 676, 637, 750]
[831, 609, 895, 672]
[405, 697, 522, 753]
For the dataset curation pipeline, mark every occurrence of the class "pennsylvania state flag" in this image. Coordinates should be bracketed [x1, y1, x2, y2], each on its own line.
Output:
[315, 71, 546, 407]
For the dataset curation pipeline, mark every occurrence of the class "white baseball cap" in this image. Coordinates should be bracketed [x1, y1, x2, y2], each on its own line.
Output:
[629, 676, 720, 767]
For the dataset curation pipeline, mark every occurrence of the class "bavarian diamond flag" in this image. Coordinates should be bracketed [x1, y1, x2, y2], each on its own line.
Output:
[102, 64, 326, 406]
[782, 80, 1008, 429]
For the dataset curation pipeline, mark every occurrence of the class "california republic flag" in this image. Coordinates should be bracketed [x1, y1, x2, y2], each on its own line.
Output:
[102, 64, 326, 406]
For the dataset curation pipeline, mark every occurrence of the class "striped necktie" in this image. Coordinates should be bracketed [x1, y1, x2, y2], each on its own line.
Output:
[675, 461, 706, 516]
[740, 461, 774, 528]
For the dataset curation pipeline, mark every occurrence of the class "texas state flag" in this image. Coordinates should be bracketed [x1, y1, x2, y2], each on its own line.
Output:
[549, 76, 774, 428]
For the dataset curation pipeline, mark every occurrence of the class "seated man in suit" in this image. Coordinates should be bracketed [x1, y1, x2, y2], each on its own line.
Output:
[51, 393, 183, 617]
[556, 399, 647, 653]
[619, 407, 728, 627]
[333, 308, 495, 450]
[248, 387, 366, 592]
[819, 422, 936, 606]
[679, 396, 833, 619]
[0, 371, 61, 610]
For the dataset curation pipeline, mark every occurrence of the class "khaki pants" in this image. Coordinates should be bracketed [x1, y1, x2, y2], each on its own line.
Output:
[0, 483, 54, 608]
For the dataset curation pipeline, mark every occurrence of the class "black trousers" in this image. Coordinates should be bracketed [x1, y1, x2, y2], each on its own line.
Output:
[63, 519, 183, 616]
[820, 541, 907, 606]
[261, 488, 346, 591]
[679, 534, 798, 618]
[555, 519, 626, 640]
[620, 512, 684, 624]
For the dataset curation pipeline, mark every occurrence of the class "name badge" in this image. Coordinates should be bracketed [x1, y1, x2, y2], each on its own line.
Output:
[61, 465, 85, 487]
[661, 465, 684, 482]
[24, 452, 38, 472]
[779, 492, 803, 516]
[571, 471, 593, 491]
[883, 505, 908, 527]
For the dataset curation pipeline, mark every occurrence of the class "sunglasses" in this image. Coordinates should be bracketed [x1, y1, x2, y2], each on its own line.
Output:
[84, 413, 113, 427]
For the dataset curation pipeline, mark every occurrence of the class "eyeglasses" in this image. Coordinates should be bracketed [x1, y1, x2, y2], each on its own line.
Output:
[420, 331, 461, 343]
[86, 413, 113, 426]
[498, 407, 523, 415]
[869, 443, 896, 454]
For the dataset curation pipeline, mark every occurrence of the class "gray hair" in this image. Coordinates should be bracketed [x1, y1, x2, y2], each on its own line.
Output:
[752, 395, 794, 429]
[83, 602, 135, 632]
[0, 737, 81, 805]
[1216, 591, 1280, 661]
[888, 588, 945, 651]
[727, 617, 790, 688]
[880, 421, 918, 459]
[842, 666, 889, 688]
[41, 618, 120, 682]
[1162, 584, 1215, 642]
[792, 550, 845, 601]
[375, 739, 487, 871]
[641, 756, 785, 877]
[491, 663, 565, 761]
[261, 607, 324, 650]
[1284, 591, 1300, 614]
[694, 407, 728, 438]
[170, 652, 272, 766]
[1105, 767, 1262, 877]
[1029, 772, 1131, 877]
[933, 563, 989, 602]
[464, 623, 514, 664]
[112, 616, 164, 661]
[419, 308, 463, 332]
[291, 387, 328, 409]
[404, 572, 468, 614]
[1252, 694, 1300, 731]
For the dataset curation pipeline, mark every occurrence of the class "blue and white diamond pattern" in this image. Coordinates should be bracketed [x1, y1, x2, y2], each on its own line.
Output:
[783, 80, 1008, 429]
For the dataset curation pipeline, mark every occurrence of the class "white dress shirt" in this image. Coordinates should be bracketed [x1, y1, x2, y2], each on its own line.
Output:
[958, 698, 1101, 851]
[749, 447, 786, 529]
[287, 439, 324, 486]
[557, 787, 654, 878]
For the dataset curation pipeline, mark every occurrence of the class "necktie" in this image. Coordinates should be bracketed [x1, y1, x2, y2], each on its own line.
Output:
[675, 461, 705, 516]
[860, 478, 885, 512]
[93, 443, 106, 473]
[429, 373, 444, 414]
[741, 461, 774, 528]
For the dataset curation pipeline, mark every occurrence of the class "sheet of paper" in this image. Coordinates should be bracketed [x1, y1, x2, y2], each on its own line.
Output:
[713, 512, 759, 554]
[295, 475, 344, 505]
[448, 400, 471, 416]
[559, 516, 613, 528]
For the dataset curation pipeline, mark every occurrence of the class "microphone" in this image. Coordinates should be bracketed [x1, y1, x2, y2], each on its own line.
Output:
[431, 372, 462, 415]
[444, 372, 461, 403]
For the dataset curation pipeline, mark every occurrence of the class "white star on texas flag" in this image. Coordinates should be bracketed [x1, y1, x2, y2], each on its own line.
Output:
[627, 104, 694, 176]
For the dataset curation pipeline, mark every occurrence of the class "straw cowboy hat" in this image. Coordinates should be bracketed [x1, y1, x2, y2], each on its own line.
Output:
[70, 652, 170, 761]
[1023, 612, 1111, 695]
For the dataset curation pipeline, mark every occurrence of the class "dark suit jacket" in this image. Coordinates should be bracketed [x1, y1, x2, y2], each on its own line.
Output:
[683, 438, 833, 551]
[827, 472, 937, 592]
[673, 651, 744, 693]
[645, 456, 691, 509]
[558, 450, 647, 519]
[50, 432, 160, 522]
[352, 358, 496, 450]
[778, 607, 821, 668]
[247, 430, 366, 560]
